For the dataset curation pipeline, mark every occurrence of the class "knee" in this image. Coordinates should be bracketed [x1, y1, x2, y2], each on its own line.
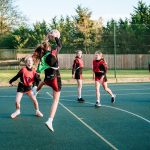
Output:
[78, 85, 82, 89]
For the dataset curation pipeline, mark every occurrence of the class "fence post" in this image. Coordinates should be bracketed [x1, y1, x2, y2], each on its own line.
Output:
[114, 23, 117, 82]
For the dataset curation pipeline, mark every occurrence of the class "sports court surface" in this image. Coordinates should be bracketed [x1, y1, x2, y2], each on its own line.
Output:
[0, 82, 150, 150]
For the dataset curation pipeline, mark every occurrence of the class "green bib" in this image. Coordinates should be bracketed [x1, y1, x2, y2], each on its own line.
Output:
[36, 51, 50, 73]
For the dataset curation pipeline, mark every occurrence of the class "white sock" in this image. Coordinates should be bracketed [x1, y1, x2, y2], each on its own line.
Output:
[36, 109, 39, 112]
[112, 94, 115, 97]
[16, 109, 20, 112]
[78, 96, 81, 99]
[48, 117, 53, 122]
[96, 100, 100, 103]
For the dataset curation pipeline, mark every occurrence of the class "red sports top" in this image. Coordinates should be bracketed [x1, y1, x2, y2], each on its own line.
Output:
[22, 67, 36, 86]
[72, 56, 84, 74]
[9, 67, 37, 86]
[93, 59, 108, 73]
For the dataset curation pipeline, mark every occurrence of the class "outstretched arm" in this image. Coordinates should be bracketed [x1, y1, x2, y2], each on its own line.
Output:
[9, 70, 22, 85]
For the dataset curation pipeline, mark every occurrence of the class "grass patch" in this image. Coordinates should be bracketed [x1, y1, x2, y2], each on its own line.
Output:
[0, 69, 149, 84]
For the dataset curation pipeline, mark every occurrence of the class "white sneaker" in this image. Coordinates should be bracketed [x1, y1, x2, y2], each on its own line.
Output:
[11, 109, 21, 119]
[95, 102, 101, 108]
[45, 120, 54, 132]
[111, 94, 116, 103]
[36, 110, 43, 117]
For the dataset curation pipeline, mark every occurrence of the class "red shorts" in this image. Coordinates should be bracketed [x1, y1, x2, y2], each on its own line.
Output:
[44, 76, 61, 92]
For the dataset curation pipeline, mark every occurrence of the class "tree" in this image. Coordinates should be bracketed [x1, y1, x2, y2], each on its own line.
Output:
[30, 21, 48, 47]
[101, 1, 150, 54]
[130, 1, 150, 53]
[11, 25, 30, 49]
[74, 5, 102, 53]
[0, 0, 25, 36]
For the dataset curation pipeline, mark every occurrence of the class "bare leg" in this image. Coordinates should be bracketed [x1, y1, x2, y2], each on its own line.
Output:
[11, 92, 23, 118]
[95, 81, 100, 102]
[15, 92, 23, 110]
[77, 79, 82, 98]
[45, 90, 60, 132]
[37, 81, 45, 92]
[27, 92, 39, 110]
[27, 91, 43, 117]
[101, 81, 114, 97]
[49, 90, 60, 119]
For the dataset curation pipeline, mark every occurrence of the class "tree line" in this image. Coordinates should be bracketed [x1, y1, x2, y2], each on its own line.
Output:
[0, 0, 150, 54]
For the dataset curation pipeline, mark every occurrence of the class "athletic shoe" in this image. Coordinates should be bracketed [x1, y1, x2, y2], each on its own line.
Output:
[36, 110, 43, 117]
[45, 120, 54, 132]
[95, 102, 101, 108]
[77, 98, 85, 103]
[111, 95, 116, 103]
[11, 109, 21, 119]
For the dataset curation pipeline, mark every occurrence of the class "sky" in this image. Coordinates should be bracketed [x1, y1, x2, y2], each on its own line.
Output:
[16, 0, 150, 24]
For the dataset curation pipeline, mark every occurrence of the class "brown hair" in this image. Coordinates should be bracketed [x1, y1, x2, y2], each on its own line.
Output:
[33, 44, 44, 61]
[42, 41, 51, 51]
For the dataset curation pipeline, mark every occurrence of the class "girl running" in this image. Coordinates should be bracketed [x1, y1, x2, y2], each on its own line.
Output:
[92, 51, 116, 107]
[72, 50, 85, 102]
[9, 56, 43, 118]
[33, 32, 62, 132]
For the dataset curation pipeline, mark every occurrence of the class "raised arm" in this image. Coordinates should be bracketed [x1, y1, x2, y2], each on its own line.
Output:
[55, 37, 62, 53]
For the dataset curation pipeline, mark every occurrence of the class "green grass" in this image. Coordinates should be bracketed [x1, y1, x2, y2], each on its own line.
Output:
[0, 69, 149, 85]
[60, 69, 149, 79]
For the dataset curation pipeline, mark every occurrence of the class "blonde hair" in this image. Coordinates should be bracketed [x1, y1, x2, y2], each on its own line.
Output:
[76, 50, 82, 54]
[95, 51, 102, 55]
[24, 55, 33, 64]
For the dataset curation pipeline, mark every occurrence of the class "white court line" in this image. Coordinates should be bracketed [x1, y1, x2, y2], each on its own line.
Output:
[62, 83, 150, 87]
[84, 101, 150, 124]
[43, 95, 150, 125]
[62, 88, 150, 93]
[46, 92, 118, 150]
[60, 92, 150, 98]
[46, 92, 53, 98]
[1, 94, 150, 124]
[0, 96, 16, 98]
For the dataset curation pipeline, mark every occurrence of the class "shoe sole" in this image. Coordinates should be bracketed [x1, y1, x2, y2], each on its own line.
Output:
[95, 105, 101, 108]
[45, 122, 54, 132]
[111, 98, 116, 103]
[111, 95, 116, 103]
[77, 100, 85, 103]
[36, 114, 43, 117]
[11, 113, 20, 119]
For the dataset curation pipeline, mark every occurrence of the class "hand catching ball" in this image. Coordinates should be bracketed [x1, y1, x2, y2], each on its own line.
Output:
[50, 29, 60, 38]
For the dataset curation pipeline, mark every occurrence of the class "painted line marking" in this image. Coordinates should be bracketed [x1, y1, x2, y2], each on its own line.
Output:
[43, 96, 150, 125]
[85, 101, 150, 124]
[46, 92, 53, 98]
[1, 95, 150, 124]
[61, 88, 150, 93]
[46, 92, 118, 150]
[60, 92, 150, 98]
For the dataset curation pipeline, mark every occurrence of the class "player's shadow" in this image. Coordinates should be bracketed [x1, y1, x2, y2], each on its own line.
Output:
[63, 103, 93, 108]
[0, 113, 11, 119]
